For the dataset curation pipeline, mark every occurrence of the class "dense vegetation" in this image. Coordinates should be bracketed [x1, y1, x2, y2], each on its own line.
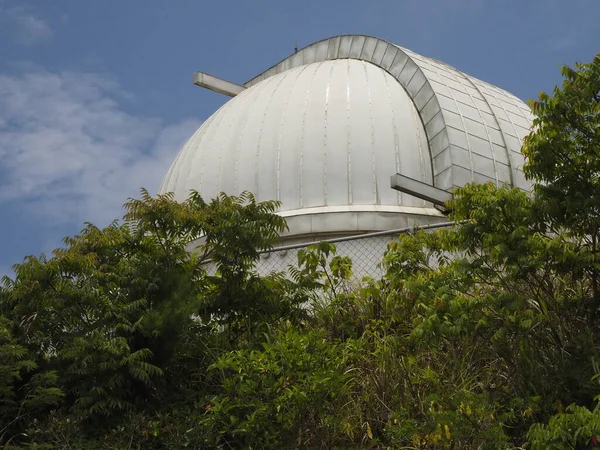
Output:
[1, 54, 599, 449]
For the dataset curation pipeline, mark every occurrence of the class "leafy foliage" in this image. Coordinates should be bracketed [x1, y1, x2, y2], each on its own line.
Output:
[201, 329, 357, 449]
[0, 190, 298, 446]
[524, 54, 600, 239]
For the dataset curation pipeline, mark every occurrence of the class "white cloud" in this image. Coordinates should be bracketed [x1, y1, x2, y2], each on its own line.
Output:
[2, 5, 53, 46]
[0, 69, 199, 227]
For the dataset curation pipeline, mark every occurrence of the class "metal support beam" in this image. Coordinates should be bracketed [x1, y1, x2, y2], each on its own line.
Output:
[193, 72, 245, 97]
[390, 173, 453, 208]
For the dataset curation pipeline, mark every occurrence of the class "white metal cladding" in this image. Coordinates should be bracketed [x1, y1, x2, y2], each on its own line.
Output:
[160, 59, 446, 238]
[244, 35, 534, 192]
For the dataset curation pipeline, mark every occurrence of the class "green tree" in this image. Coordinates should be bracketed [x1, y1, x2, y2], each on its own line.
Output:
[522, 53, 600, 449]
[201, 329, 358, 449]
[0, 317, 63, 445]
[524, 54, 600, 317]
[0, 190, 293, 446]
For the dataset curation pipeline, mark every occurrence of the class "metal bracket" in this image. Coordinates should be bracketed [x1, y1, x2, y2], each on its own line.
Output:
[390, 173, 453, 209]
[193, 72, 245, 97]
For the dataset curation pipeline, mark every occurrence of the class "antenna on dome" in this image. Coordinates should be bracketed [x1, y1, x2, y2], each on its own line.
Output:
[294, 35, 298, 53]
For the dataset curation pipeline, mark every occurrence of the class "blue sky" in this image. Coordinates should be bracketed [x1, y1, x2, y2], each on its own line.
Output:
[0, 0, 598, 275]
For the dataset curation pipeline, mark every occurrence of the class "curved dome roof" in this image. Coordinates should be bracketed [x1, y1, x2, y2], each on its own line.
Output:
[162, 58, 433, 210]
[160, 35, 534, 241]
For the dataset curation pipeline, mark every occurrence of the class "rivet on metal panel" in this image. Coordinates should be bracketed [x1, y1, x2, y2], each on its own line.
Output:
[234, 79, 272, 193]
[217, 89, 252, 194]
[412, 106, 428, 207]
[299, 63, 323, 208]
[196, 100, 233, 194]
[323, 61, 336, 206]
[361, 61, 378, 203]
[275, 66, 310, 201]
[381, 70, 402, 205]
[254, 71, 292, 197]
[346, 59, 353, 205]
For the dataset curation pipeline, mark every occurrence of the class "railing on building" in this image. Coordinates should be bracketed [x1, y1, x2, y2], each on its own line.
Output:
[255, 221, 456, 279]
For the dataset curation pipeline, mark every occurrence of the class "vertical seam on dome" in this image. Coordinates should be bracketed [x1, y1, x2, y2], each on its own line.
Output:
[161, 156, 182, 194]
[323, 59, 336, 206]
[276, 65, 312, 202]
[233, 75, 275, 193]
[405, 66, 428, 202]
[424, 60, 475, 181]
[160, 129, 195, 194]
[485, 86, 524, 132]
[381, 68, 402, 205]
[358, 37, 367, 59]
[372, 40, 386, 66]
[391, 49, 410, 79]
[216, 89, 252, 196]
[452, 73, 501, 187]
[346, 59, 353, 205]
[175, 114, 217, 197]
[477, 83, 523, 183]
[412, 106, 428, 207]
[328, 37, 341, 58]
[405, 65, 420, 89]
[196, 99, 237, 194]
[412, 81, 429, 106]
[254, 70, 293, 200]
[159, 167, 172, 194]
[360, 60, 378, 204]
[299, 62, 324, 208]
[177, 117, 215, 191]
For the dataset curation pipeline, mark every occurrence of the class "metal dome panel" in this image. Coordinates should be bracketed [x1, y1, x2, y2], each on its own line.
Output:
[245, 35, 533, 192]
[161, 59, 438, 218]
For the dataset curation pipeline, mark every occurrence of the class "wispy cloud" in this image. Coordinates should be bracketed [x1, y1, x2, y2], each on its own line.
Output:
[0, 69, 199, 227]
[2, 5, 54, 46]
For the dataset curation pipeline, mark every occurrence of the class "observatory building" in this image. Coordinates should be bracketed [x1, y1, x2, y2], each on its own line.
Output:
[160, 35, 533, 272]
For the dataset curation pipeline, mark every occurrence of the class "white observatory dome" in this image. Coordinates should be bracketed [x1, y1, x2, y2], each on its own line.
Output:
[160, 35, 534, 243]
